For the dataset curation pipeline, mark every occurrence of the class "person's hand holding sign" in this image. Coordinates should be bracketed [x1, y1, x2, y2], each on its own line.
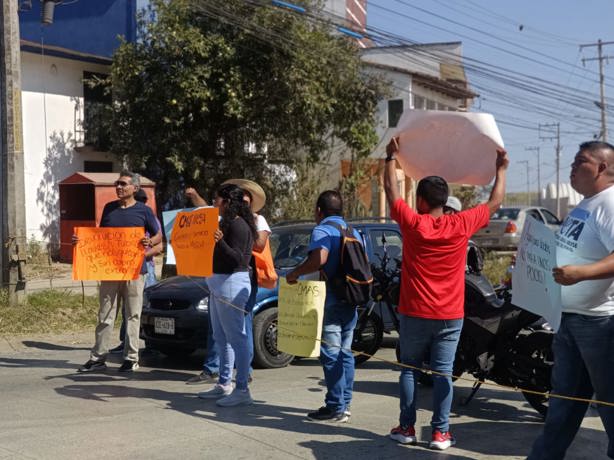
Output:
[495, 148, 509, 171]
[553, 265, 585, 286]
[286, 270, 299, 285]
[386, 136, 400, 159]
[214, 229, 223, 243]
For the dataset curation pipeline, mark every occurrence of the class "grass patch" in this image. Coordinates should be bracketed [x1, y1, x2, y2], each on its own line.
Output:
[0, 289, 100, 335]
[482, 251, 513, 286]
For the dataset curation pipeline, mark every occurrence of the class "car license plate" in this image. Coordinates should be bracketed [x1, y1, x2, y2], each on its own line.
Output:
[154, 317, 175, 335]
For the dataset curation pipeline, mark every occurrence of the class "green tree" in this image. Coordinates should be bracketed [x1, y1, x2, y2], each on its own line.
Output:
[109, 0, 386, 212]
[450, 184, 480, 210]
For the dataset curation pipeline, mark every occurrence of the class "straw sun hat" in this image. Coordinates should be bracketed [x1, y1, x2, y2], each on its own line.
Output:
[222, 179, 266, 213]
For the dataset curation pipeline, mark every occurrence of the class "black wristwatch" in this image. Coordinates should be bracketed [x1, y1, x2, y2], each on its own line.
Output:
[385, 156, 396, 162]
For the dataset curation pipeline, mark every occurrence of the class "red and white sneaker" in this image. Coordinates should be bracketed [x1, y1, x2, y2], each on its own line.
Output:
[429, 430, 456, 450]
[389, 425, 417, 445]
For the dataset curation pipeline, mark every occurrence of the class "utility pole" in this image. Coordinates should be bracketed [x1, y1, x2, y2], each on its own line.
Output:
[539, 123, 562, 217]
[525, 146, 541, 206]
[517, 160, 530, 205]
[580, 39, 614, 141]
[0, 2, 27, 304]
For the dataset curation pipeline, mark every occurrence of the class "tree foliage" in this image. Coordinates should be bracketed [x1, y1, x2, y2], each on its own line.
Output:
[109, 0, 386, 213]
[450, 184, 480, 210]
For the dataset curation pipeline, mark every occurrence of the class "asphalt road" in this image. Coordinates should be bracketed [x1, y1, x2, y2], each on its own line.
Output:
[0, 333, 607, 460]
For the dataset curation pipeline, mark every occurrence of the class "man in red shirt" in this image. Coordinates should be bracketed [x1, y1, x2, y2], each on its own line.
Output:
[384, 137, 508, 450]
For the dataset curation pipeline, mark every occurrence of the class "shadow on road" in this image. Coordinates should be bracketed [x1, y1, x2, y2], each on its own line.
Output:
[21, 340, 91, 352]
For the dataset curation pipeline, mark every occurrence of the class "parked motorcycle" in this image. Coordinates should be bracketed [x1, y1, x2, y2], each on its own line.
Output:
[352, 234, 554, 417]
[351, 244, 401, 365]
[455, 278, 553, 417]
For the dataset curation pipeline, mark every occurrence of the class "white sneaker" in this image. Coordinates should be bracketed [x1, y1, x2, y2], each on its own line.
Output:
[216, 388, 253, 407]
[197, 383, 233, 399]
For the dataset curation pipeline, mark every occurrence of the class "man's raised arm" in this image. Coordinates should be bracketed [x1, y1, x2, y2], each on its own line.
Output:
[384, 137, 401, 210]
[485, 148, 509, 215]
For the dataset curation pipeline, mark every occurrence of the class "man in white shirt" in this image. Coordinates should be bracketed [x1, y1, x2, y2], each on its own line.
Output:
[528, 141, 614, 459]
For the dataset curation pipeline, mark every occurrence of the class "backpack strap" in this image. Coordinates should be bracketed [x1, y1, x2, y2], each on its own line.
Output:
[322, 221, 345, 233]
[320, 221, 348, 281]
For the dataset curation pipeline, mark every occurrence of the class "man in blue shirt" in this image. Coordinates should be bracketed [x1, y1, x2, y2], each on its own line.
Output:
[286, 190, 361, 422]
[77, 170, 161, 373]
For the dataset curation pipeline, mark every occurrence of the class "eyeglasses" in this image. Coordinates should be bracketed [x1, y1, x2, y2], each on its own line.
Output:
[114, 180, 132, 187]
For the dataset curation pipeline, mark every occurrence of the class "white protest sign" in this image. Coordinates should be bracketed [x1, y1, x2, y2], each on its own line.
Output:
[394, 110, 504, 185]
[162, 208, 191, 265]
[512, 217, 562, 331]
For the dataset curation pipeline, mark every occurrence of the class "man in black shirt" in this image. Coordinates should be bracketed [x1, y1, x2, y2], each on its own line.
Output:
[78, 171, 161, 373]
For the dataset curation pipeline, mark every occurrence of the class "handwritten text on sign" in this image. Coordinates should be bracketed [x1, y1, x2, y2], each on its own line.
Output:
[171, 207, 218, 277]
[72, 227, 144, 281]
[277, 279, 326, 358]
[512, 217, 561, 331]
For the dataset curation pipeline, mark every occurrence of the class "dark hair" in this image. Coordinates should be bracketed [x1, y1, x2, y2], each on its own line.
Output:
[316, 190, 343, 217]
[216, 184, 257, 238]
[134, 189, 148, 203]
[579, 141, 614, 153]
[416, 176, 448, 209]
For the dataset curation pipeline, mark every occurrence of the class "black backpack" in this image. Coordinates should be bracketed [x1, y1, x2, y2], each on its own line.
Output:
[322, 222, 373, 306]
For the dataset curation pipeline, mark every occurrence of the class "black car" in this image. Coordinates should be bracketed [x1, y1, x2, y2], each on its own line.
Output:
[140, 219, 404, 368]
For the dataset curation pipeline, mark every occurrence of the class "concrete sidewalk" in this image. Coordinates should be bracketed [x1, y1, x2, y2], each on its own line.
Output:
[0, 333, 607, 460]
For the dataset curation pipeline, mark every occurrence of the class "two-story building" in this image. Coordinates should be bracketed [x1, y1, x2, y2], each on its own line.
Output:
[18, 0, 136, 248]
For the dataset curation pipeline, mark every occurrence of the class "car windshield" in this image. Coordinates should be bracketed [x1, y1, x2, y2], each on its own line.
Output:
[270, 227, 313, 269]
[492, 208, 520, 220]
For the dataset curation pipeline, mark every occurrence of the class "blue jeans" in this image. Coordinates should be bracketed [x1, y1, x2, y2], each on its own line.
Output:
[202, 287, 254, 375]
[202, 312, 220, 375]
[398, 315, 463, 432]
[528, 313, 614, 460]
[207, 272, 251, 390]
[320, 304, 358, 413]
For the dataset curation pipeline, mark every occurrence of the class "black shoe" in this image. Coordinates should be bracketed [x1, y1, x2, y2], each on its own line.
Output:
[307, 406, 349, 423]
[118, 360, 139, 373]
[78, 360, 107, 373]
[185, 371, 219, 385]
[109, 343, 124, 354]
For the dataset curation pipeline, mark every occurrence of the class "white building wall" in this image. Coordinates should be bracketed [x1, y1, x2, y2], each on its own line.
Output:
[368, 69, 412, 158]
[323, 0, 346, 18]
[21, 52, 121, 243]
[361, 43, 464, 80]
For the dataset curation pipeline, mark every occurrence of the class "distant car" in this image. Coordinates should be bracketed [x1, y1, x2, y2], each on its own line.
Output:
[472, 206, 561, 251]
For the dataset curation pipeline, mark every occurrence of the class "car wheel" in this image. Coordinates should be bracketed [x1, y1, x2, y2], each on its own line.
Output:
[252, 307, 294, 369]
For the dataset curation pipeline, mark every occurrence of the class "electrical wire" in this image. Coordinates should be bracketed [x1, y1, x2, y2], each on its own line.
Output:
[187, 0, 605, 147]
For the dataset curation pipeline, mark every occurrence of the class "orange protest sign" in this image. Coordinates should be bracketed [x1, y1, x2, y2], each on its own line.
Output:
[72, 227, 145, 281]
[171, 207, 218, 277]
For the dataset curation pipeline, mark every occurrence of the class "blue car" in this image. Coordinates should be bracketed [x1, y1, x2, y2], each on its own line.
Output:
[140, 220, 403, 368]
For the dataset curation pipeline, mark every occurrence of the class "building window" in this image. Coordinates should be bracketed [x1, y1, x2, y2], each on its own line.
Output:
[83, 161, 113, 173]
[388, 99, 403, 127]
[413, 94, 425, 110]
[426, 99, 437, 110]
[83, 71, 112, 151]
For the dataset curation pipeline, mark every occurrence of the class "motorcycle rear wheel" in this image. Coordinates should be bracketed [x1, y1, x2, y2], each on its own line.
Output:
[522, 391, 549, 418]
[517, 330, 553, 418]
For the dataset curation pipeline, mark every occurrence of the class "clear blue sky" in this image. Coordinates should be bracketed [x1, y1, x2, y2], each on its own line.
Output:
[367, 0, 614, 194]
